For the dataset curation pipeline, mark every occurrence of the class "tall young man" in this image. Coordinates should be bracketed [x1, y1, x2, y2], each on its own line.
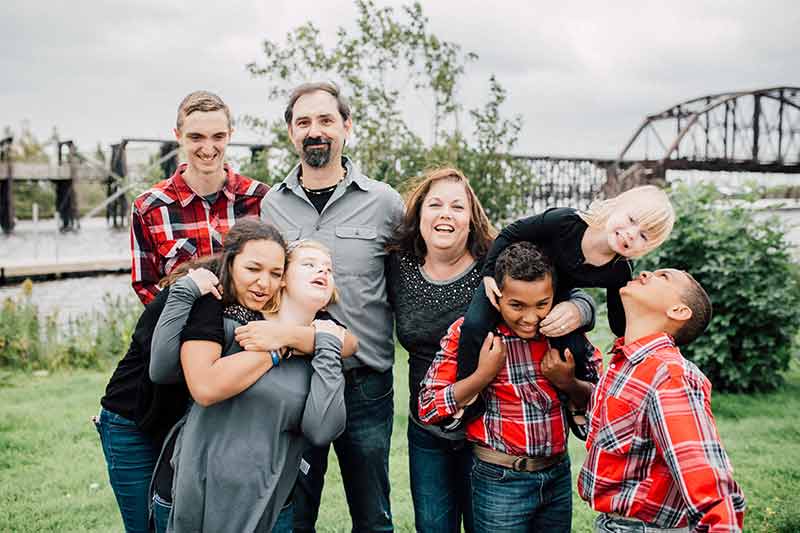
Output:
[130, 91, 267, 304]
[579, 269, 746, 532]
[258, 82, 404, 532]
[419, 242, 601, 532]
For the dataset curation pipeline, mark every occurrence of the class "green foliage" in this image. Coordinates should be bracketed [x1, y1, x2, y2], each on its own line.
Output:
[0, 285, 140, 371]
[243, 0, 536, 223]
[637, 183, 800, 392]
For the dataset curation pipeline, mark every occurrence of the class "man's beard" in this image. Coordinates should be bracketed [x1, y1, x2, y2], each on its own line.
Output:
[302, 137, 332, 168]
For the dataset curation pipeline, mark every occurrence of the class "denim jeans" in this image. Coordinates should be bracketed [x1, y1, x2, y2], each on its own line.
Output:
[272, 501, 294, 532]
[94, 407, 159, 533]
[594, 514, 691, 533]
[471, 454, 572, 533]
[407, 420, 474, 533]
[293, 367, 394, 532]
[152, 493, 171, 533]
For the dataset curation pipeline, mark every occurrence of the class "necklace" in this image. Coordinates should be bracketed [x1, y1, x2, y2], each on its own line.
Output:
[300, 164, 348, 195]
[301, 182, 339, 196]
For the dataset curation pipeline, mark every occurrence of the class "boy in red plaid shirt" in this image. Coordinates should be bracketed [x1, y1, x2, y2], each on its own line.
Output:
[419, 242, 601, 532]
[130, 91, 267, 304]
[579, 269, 746, 532]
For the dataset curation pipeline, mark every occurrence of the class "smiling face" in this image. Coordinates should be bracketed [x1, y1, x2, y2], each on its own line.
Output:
[605, 207, 651, 258]
[283, 246, 336, 310]
[419, 178, 472, 256]
[174, 109, 231, 177]
[288, 90, 352, 169]
[231, 239, 286, 311]
[496, 274, 555, 339]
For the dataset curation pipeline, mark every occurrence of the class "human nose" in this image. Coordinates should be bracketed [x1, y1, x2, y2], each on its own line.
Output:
[639, 271, 652, 282]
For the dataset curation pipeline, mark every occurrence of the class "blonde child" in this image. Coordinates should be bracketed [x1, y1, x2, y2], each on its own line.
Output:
[454, 185, 675, 433]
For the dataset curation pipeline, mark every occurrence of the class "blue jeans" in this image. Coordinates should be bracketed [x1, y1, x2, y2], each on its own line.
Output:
[152, 493, 171, 533]
[293, 367, 394, 532]
[407, 420, 474, 533]
[471, 455, 572, 533]
[94, 407, 159, 533]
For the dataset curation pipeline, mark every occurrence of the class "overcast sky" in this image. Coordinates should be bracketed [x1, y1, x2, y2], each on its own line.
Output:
[3, 0, 799, 161]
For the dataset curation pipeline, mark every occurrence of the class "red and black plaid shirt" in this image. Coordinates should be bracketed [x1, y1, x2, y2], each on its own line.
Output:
[418, 317, 602, 457]
[578, 333, 745, 532]
[130, 163, 268, 304]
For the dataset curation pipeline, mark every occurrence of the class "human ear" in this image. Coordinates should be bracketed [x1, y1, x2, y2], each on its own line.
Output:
[173, 128, 181, 142]
[666, 304, 692, 322]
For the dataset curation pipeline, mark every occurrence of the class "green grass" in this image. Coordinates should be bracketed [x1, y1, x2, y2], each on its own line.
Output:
[1, 345, 799, 532]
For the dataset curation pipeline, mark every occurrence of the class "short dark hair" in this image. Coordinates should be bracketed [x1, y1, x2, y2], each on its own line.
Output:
[284, 82, 352, 125]
[495, 242, 555, 289]
[673, 271, 712, 346]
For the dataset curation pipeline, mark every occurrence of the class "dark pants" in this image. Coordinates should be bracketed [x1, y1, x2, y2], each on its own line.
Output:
[594, 514, 690, 533]
[293, 366, 394, 532]
[471, 455, 572, 533]
[407, 420, 474, 533]
[94, 408, 159, 533]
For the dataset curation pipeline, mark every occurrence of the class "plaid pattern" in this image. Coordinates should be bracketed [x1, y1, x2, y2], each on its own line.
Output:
[130, 163, 267, 304]
[579, 333, 746, 532]
[418, 317, 602, 457]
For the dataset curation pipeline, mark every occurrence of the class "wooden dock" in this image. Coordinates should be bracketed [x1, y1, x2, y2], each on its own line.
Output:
[0, 257, 130, 285]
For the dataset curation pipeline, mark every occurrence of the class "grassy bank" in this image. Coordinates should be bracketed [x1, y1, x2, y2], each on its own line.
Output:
[1, 345, 799, 532]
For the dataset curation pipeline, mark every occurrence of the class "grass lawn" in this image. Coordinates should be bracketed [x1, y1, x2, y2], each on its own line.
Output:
[2, 343, 799, 532]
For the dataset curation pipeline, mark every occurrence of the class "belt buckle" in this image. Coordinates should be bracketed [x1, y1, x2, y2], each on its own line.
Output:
[511, 456, 528, 472]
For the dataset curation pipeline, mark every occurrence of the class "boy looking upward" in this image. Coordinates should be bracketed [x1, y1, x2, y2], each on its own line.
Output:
[579, 269, 746, 533]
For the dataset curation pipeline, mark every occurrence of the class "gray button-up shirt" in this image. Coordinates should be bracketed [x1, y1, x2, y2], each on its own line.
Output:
[261, 158, 404, 372]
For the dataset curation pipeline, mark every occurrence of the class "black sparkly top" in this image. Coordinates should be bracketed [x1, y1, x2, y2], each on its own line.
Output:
[387, 251, 484, 431]
[223, 304, 263, 325]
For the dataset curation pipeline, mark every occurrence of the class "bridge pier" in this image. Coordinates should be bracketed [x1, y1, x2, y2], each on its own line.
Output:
[0, 137, 14, 234]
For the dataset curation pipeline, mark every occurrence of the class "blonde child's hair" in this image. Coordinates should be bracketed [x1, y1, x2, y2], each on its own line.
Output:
[578, 185, 675, 257]
[264, 239, 339, 313]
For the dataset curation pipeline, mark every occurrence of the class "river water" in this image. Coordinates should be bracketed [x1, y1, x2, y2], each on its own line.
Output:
[0, 217, 138, 322]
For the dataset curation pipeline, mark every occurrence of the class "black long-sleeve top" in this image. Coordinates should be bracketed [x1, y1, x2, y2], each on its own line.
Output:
[483, 207, 632, 337]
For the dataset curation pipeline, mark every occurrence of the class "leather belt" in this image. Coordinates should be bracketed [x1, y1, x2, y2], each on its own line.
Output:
[473, 445, 566, 473]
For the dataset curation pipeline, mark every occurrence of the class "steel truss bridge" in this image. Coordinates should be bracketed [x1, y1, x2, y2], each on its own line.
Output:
[2, 86, 799, 233]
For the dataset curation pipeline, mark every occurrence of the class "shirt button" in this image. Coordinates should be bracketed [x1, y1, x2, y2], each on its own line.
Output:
[610, 363, 615, 369]
[314, 224, 320, 231]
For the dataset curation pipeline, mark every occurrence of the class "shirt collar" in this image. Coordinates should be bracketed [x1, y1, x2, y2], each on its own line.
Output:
[170, 163, 240, 207]
[611, 332, 675, 366]
[277, 156, 369, 194]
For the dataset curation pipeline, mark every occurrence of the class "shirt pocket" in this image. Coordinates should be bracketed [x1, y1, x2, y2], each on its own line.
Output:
[594, 395, 638, 455]
[333, 225, 380, 275]
[158, 238, 197, 273]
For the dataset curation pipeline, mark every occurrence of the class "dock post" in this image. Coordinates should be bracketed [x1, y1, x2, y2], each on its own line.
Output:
[160, 141, 179, 180]
[108, 141, 129, 228]
[56, 141, 78, 232]
[0, 136, 14, 234]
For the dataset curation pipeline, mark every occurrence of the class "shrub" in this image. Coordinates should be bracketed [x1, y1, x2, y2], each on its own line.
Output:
[0, 284, 140, 371]
[637, 183, 800, 392]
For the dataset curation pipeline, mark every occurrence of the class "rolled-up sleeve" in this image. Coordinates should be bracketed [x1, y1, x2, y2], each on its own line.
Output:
[418, 319, 463, 424]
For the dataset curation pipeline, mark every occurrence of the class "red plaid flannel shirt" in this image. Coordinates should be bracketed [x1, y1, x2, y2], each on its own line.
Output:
[130, 163, 268, 304]
[418, 317, 602, 457]
[578, 333, 746, 532]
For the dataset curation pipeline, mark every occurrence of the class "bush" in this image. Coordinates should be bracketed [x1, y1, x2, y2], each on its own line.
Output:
[637, 183, 800, 392]
[0, 284, 140, 371]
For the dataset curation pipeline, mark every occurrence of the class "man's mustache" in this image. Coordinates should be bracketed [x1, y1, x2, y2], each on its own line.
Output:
[303, 137, 332, 149]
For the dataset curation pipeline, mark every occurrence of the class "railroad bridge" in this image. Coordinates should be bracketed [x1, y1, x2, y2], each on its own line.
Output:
[2, 86, 799, 234]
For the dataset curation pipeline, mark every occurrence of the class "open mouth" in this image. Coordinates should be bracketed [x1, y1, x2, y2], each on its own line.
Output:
[434, 224, 455, 233]
[310, 276, 329, 288]
[196, 152, 218, 162]
[249, 289, 270, 301]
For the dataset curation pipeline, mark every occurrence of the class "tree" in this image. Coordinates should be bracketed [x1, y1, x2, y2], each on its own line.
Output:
[244, 0, 535, 223]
